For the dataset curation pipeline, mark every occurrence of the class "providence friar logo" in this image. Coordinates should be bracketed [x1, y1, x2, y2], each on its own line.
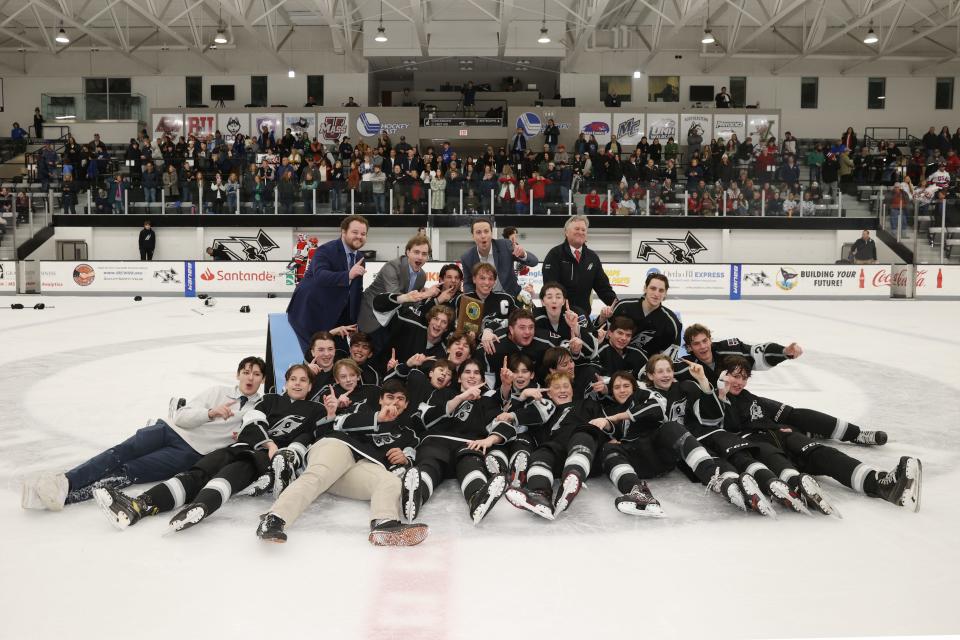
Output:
[210, 229, 280, 261]
[636, 231, 707, 263]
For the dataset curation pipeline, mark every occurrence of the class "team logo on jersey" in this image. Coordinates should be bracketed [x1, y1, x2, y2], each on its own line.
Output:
[209, 229, 280, 261]
[749, 401, 764, 421]
[636, 231, 707, 263]
[271, 415, 307, 435]
[634, 329, 657, 346]
[667, 401, 686, 423]
[744, 271, 772, 287]
[453, 401, 474, 422]
[371, 433, 399, 447]
[226, 117, 242, 135]
[775, 267, 800, 291]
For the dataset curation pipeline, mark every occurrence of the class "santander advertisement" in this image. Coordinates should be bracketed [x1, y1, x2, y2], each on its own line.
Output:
[195, 262, 296, 294]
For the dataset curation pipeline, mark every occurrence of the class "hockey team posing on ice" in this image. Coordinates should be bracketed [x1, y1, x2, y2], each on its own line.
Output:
[21, 215, 922, 548]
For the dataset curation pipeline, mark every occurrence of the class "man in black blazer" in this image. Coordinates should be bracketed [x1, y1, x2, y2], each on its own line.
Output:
[357, 234, 431, 334]
[460, 218, 537, 297]
[541, 214, 617, 314]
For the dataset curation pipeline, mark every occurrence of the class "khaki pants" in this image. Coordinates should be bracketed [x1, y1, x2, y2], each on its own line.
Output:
[270, 438, 401, 525]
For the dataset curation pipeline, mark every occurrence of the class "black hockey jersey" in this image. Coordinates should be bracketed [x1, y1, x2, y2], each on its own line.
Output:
[236, 393, 327, 450]
[372, 293, 449, 363]
[610, 297, 682, 359]
[721, 389, 791, 433]
[325, 409, 422, 468]
[418, 387, 508, 442]
[675, 338, 794, 385]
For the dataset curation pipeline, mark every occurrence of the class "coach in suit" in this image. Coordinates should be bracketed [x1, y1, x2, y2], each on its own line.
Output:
[460, 218, 537, 297]
[357, 234, 431, 334]
[541, 214, 617, 314]
[286, 215, 369, 351]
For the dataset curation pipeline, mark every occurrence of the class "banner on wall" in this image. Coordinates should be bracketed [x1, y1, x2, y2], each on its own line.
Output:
[185, 114, 217, 141]
[612, 114, 645, 145]
[747, 115, 778, 142]
[40, 261, 189, 294]
[646, 114, 678, 143]
[630, 229, 723, 264]
[217, 113, 250, 144]
[714, 115, 746, 143]
[738, 264, 888, 297]
[0, 261, 16, 293]
[318, 113, 349, 143]
[204, 228, 293, 263]
[284, 113, 317, 141]
[253, 113, 282, 137]
[579, 113, 611, 145]
[875, 265, 957, 297]
[152, 113, 183, 138]
[355, 111, 411, 139]
[680, 114, 712, 145]
[195, 262, 297, 294]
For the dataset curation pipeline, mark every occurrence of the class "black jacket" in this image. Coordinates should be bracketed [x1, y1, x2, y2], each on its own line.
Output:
[138, 228, 156, 251]
[541, 242, 617, 313]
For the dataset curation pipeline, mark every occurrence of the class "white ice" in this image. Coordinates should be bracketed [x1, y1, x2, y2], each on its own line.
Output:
[1, 295, 958, 640]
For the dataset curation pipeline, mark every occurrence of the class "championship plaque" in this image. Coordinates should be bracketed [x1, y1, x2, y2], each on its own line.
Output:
[457, 295, 483, 334]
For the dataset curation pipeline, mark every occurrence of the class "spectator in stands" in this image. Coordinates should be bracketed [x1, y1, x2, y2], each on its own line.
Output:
[781, 132, 797, 157]
[33, 108, 44, 139]
[799, 192, 816, 217]
[587, 135, 600, 156]
[687, 190, 702, 215]
[701, 191, 716, 216]
[848, 230, 877, 264]
[515, 178, 530, 214]
[664, 137, 679, 162]
[888, 184, 909, 235]
[938, 126, 953, 156]
[806, 143, 824, 184]
[277, 171, 297, 214]
[370, 165, 387, 214]
[838, 149, 855, 194]
[251, 174, 266, 214]
[206, 244, 230, 261]
[782, 192, 799, 217]
[715, 86, 732, 108]
[142, 162, 159, 206]
[162, 164, 180, 209]
[209, 173, 227, 214]
[460, 81, 477, 116]
[822, 152, 840, 197]
[841, 127, 857, 153]
[510, 127, 526, 163]
[604, 90, 621, 108]
[10, 122, 28, 141]
[779, 155, 800, 190]
[300, 171, 317, 213]
[344, 97, 359, 107]
[138, 220, 156, 260]
[338, 136, 352, 161]
[921, 126, 938, 158]
[605, 134, 622, 157]
[429, 169, 446, 212]
[108, 174, 127, 214]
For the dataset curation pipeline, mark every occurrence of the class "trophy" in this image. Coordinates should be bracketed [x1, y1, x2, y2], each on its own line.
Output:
[457, 295, 483, 334]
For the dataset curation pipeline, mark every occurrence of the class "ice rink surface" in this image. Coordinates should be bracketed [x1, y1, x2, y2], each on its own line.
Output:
[1, 295, 958, 640]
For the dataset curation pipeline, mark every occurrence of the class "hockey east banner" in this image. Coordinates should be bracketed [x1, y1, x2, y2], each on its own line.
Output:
[738, 264, 889, 298]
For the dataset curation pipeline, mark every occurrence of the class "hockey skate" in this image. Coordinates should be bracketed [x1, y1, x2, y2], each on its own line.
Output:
[739, 474, 777, 518]
[467, 473, 507, 525]
[509, 450, 529, 488]
[237, 473, 273, 497]
[615, 482, 665, 517]
[401, 467, 423, 522]
[167, 503, 209, 533]
[368, 520, 429, 546]
[256, 513, 287, 543]
[93, 486, 157, 529]
[707, 469, 747, 512]
[552, 470, 583, 517]
[271, 449, 299, 499]
[797, 474, 841, 518]
[872, 456, 922, 512]
[484, 453, 505, 476]
[767, 479, 811, 516]
[505, 486, 555, 520]
[854, 430, 888, 446]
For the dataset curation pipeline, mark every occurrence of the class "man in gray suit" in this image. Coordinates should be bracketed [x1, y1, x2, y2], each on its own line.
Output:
[459, 218, 537, 297]
[357, 235, 431, 339]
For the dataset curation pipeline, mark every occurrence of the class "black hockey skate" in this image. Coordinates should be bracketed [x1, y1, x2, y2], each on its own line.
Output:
[739, 473, 777, 518]
[797, 473, 841, 518]
[552, 469, 583, 517]
[237, 472, 273, 497]
[401, 467, 424, 522]
[167, 503, 210, 533]
[484, 452, 506, 476]
[93, 486, 157, 530]
[872, 456, 922, 512]
[509, 450, 529, 488]
[256, 513, 287, 543]
[767, 479, 811, 516]
[467, 473, 507, 525]
[707, 469, 747, 512]
[615, 482, 665, 517]
[505, 486, 555, 520]
[368, 520, 429, 546]
[271, 449, 299, 499]
[854, 430, 888, 446]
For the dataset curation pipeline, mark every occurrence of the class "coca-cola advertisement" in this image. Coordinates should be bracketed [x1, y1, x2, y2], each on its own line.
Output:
[874, 265, 955, 298]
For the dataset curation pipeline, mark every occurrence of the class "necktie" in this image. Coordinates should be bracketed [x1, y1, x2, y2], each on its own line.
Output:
[574, 248, 582, 264]
[348, 252, 356, 269]
[408, 271, 418, 292]
[238, 396, 247, 409]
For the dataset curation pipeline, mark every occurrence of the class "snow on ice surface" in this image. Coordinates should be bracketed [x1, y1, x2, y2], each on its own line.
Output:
[1, 295, 958, 640]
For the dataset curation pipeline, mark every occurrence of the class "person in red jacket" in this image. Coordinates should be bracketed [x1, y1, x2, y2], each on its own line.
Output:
[687, 191, 703, 215]
[528, 171, 551, 203]
[584, 189, 601, 215]
[515, 178, 530, 214]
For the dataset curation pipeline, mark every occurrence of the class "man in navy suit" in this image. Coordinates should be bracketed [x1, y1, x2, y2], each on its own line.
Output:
[286, 215, 369, 351]
[459, 218, 537, 297]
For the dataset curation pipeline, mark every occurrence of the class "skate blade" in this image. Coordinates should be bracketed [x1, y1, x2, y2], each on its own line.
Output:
[368, 524, 429, 547]
[553, 474, 582, 517]
[471, 475, 507, 526]
[166, 506, 206, 535]
[402, 469, 421, 523]
[505, 488, 554, 520]
[92, 488, 129, 531]
[901, 458, 922, 513]
[616, 502, 666, 518]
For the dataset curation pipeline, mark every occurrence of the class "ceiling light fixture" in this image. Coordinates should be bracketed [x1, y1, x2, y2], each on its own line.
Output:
[55, 25, 70, 44]
[701, 0, 715, 44]
[863, 25, 879, 44]
[538, 0, 550, 43]
[214, 5, 228, 44]
[633, 70, 642, 79]
[374, 0, 388, 42]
